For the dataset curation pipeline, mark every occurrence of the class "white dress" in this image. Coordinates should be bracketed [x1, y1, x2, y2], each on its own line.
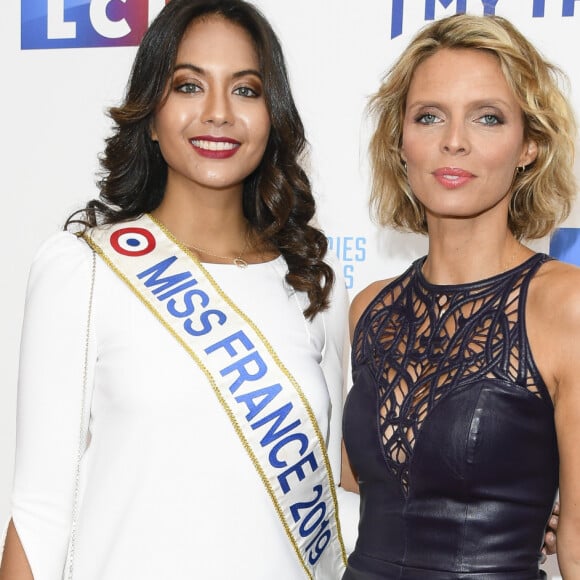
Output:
[9, 231, 358, 580]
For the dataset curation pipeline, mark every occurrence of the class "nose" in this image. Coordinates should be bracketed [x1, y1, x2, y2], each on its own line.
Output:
[441, 119, 469, 155]
[201, 89, 233, 126]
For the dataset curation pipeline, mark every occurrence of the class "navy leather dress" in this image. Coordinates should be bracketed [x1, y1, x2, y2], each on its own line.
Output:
[342, 254, 558, 579]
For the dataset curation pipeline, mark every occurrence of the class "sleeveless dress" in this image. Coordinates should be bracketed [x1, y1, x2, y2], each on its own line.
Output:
[342, 254, 558, 580]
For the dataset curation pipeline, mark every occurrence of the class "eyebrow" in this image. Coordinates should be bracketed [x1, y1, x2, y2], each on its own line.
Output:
[173, 63, 263, 80]
[407, 98, 514, 110]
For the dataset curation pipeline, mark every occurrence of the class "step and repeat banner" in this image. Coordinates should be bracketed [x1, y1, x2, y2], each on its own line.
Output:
[1, 1, 578, 577]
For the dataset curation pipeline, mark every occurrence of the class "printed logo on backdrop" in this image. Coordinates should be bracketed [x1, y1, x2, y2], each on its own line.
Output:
[327, 237, 367, 290]
[549, 228, 580, 267]
[390, 0, 579, 38]
[21, 0, 169, 49]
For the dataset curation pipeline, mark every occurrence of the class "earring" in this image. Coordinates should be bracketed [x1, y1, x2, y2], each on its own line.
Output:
[403, 161, 407, 172]
[516, 165, 525, 174]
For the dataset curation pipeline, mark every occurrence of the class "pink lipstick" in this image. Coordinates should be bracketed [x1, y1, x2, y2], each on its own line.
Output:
[432, 167, 474, 189]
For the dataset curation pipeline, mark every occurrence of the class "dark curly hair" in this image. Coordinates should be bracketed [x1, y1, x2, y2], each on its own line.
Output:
[66, 0, 334, 318]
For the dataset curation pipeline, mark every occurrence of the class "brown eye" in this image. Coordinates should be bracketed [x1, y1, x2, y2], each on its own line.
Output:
[175, 81, 202, 94]
[233, 86, 260, 98]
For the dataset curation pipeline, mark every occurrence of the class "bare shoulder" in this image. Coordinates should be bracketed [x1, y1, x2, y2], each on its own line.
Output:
[527, 259, 580, 395]
[529, 259, 580, 321]
[349, 277, 397, 338]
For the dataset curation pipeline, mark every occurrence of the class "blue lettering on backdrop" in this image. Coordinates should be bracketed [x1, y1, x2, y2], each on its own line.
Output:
[327, 236, 367, 289]
[534, 0, 579, 15]
[549, 228, 580, 267]
[391, 0, 578, 38]
[21, 0, 150, 50]
[563, 0, 579, 15]
[425, 0, 467, 19]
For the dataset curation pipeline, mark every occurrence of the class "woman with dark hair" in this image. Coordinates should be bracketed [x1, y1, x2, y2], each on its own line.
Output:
[0, 1, 352, 578]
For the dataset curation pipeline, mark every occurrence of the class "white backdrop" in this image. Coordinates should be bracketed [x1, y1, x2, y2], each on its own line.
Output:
[2, 1, 579, 577]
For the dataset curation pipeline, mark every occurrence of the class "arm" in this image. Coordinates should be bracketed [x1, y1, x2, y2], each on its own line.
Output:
[339, 279, 392, 495]
[554, 351, 580, 577]
[0, 521, 33, 580]
[0, 233, 96, 579]
[320, 264, 350, 481]
[529, 262, 580, 577]
[319, 261, 361, 553]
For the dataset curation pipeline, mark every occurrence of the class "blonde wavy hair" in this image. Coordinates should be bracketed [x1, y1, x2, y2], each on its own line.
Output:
[369, 13, 577, 239]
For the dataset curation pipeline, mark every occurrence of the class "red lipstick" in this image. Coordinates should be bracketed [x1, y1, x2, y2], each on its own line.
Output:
[190, 135, 241, 159]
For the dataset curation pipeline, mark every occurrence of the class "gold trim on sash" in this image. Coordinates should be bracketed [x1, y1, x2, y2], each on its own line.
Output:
[84, 214, 347, 579]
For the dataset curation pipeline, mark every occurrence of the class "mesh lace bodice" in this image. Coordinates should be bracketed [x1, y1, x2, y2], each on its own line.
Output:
[343, 253, 558, 579]
[352, 253, 551, 496]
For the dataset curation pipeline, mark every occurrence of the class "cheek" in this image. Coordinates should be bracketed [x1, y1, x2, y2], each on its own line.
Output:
[242, 107, 271, 148]
[483, 146, 520, 181]
[153, 106, 191, 139]
[401, 129, 427, 163]
[257, 119, 271, 152]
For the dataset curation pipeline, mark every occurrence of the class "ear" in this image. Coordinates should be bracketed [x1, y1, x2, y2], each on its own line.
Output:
[518, 139, 538, 168]
[400, 149, 407, 163]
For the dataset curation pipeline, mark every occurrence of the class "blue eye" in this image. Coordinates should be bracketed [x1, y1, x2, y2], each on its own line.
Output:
[417, 113, 440, 125]
[479, 114, 503, 126]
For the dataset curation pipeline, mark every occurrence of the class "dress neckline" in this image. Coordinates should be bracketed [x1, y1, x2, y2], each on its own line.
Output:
[414, 253, 545, 292]
[202, 254, 285, 269]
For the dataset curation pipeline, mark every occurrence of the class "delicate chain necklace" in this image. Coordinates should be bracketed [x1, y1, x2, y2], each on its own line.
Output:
[185, 232, 251, 269]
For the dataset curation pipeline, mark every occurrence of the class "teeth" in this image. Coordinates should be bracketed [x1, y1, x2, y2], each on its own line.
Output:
[192, 139, 238, 151]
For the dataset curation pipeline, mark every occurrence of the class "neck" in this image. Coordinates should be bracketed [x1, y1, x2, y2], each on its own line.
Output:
[151, 186, 249, 256]
[422, 219, 532, 285]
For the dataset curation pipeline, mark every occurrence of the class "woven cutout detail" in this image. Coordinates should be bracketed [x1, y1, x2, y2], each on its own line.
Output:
[352, 256, 547, 495]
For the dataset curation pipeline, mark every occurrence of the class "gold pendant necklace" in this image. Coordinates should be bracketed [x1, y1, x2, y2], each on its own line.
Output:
[185, 232, 250, 269]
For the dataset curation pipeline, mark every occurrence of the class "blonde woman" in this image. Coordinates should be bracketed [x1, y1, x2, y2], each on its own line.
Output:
[342, 14, 578, 579]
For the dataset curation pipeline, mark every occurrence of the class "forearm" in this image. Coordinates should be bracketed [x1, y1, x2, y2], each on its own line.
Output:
[557, 524, 580, 579]
[9, 233, 96, 577]
[0, 520, 33, 580]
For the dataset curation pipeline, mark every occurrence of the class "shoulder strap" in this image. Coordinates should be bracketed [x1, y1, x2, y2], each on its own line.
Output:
[64, 248, 96, 580]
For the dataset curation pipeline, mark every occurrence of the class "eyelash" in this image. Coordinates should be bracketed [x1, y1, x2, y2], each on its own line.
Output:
[233, 86, 260, 98]
[413, 112, 505, 126]
[173, 81, 261, 98]
[174, 81, 202, 94]
[477, 113, 504, 126]
[415, 113, 440, 125]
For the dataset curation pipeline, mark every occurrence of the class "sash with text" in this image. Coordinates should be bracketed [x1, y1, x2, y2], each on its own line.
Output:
[85, 214, 347, 579]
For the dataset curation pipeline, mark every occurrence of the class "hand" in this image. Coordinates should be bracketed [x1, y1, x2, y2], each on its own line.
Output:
[541, 501, 559, 563]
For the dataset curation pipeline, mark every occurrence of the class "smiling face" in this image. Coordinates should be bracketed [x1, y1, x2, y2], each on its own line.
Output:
[151, 15, 271, 198]
[401, 48, 537, 226]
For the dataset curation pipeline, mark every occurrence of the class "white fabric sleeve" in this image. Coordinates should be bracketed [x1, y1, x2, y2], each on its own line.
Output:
[10, 232, 96, 580]
[320, 260, 360, 555]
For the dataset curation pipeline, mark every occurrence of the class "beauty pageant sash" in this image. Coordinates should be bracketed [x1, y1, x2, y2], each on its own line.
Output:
[84, 214, 347, 579]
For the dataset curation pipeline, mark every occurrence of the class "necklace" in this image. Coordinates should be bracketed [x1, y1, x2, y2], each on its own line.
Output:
[185, 232, 250, 269]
